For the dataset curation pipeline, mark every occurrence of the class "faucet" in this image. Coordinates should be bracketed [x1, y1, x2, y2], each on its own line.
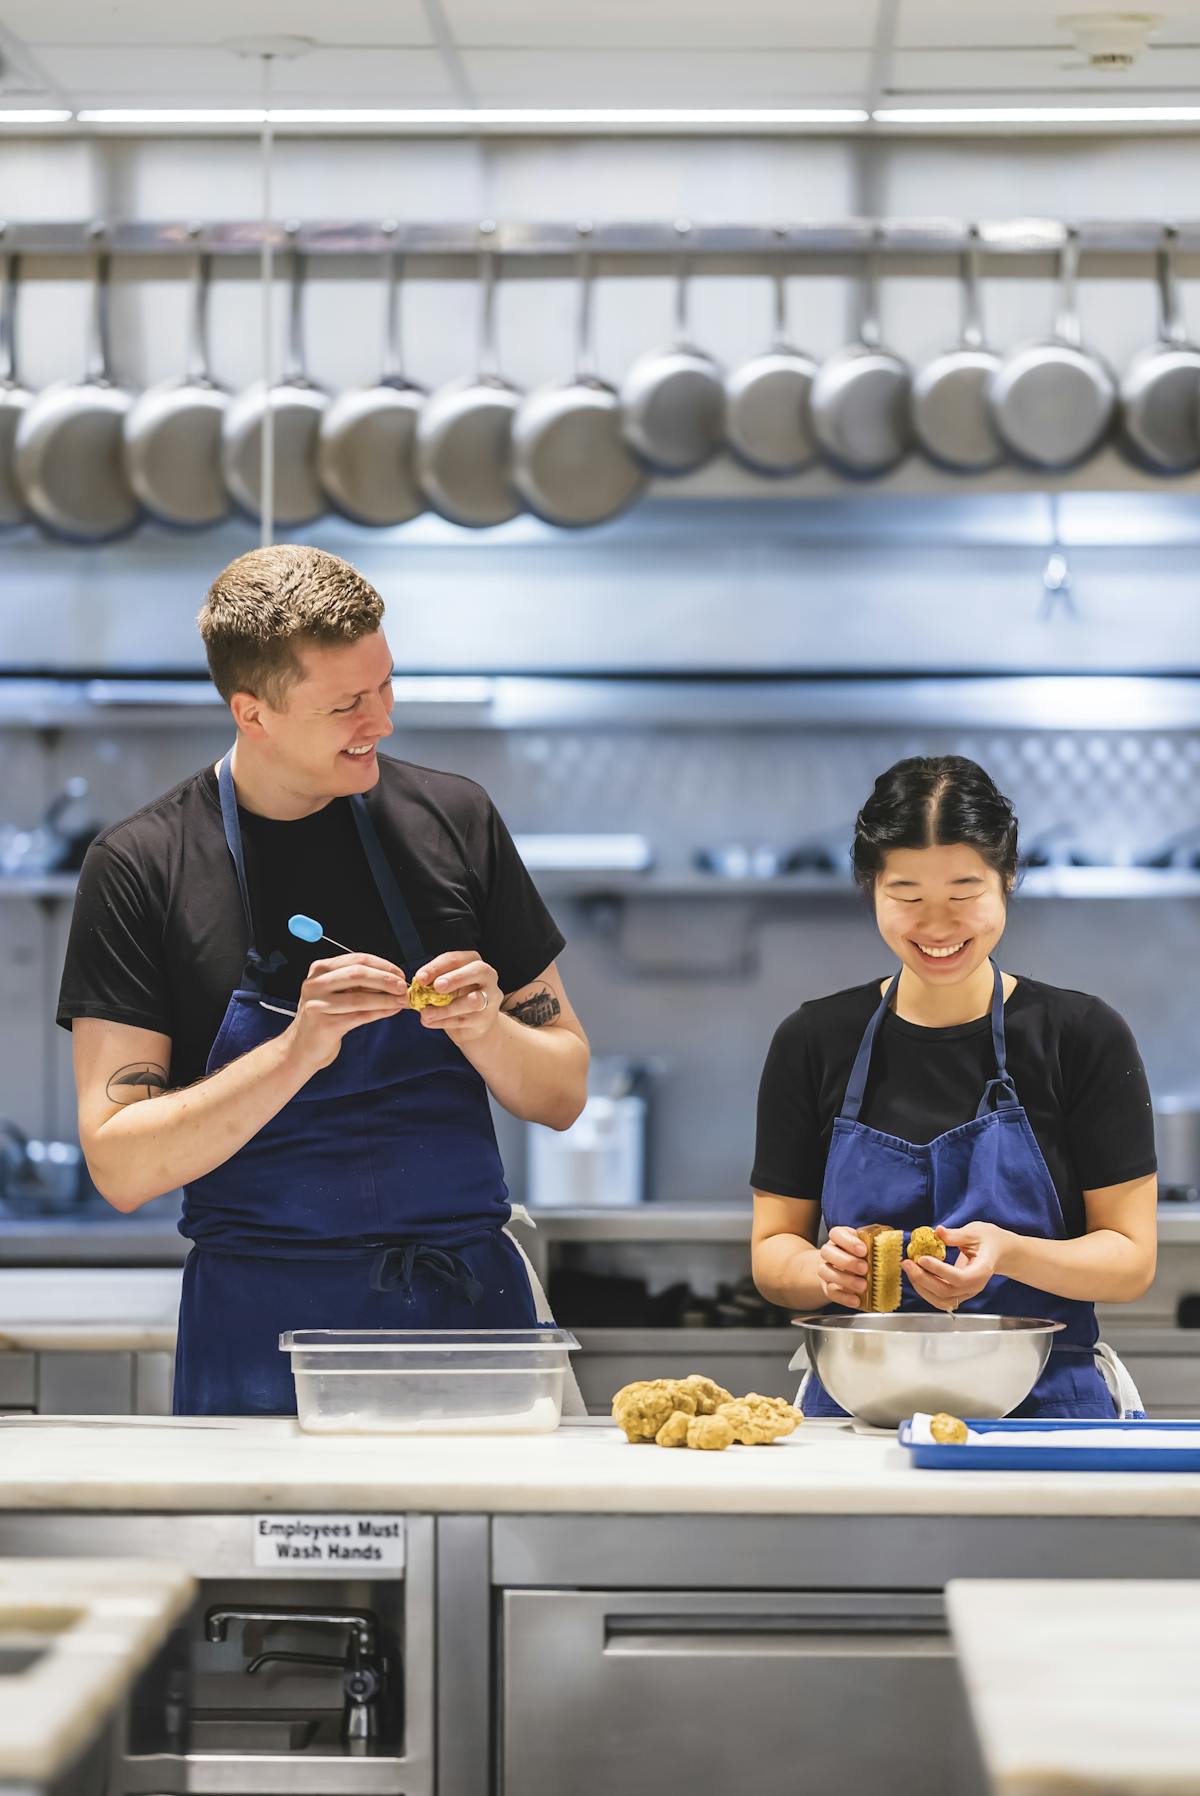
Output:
[203, 1605, 382, 1743]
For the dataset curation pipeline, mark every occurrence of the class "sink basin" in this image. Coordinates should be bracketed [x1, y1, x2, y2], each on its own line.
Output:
[189, 1713, 337, 1753]
[0, 1644, 47, 1675]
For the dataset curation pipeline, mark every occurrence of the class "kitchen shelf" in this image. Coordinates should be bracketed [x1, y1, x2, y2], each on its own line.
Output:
[540, 868, 1200, 900]
[5, 866, 1200, 904]
[5, 673, 1200, 733]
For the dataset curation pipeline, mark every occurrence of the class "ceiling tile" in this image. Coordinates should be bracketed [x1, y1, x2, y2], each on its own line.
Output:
[11, 0, 434, 47]
[461, 48, 868, 106]
[443, 0, 880, 51]
[896, 0, 1195, 50]
[890, 44, 1200, 94]
[32, 45, 455, 104]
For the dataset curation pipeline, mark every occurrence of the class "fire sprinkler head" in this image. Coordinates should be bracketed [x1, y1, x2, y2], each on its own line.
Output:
[1056, 11, 1163, 70]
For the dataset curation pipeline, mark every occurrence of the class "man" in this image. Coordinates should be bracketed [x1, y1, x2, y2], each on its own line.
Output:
[57, 545, 589, 1414]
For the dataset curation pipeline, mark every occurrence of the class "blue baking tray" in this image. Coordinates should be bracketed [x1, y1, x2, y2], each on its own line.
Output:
[898, 1417, 1200, 1471]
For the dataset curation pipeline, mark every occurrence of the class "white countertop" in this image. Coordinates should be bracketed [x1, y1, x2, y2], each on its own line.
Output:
[947, 1579, 1200, 1795]
[0, 1416, 1197, 1515]
[0, 1557, 194, 1787]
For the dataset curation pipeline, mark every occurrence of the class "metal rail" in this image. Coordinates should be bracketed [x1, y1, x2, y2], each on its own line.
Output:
[3, 217, 1200, 258]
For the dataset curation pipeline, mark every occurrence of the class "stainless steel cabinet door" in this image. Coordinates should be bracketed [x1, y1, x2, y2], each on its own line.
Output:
[502, 1590, 976, 1796]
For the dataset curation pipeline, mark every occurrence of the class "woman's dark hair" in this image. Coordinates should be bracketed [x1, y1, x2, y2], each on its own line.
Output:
[852, 756, 1019, 894]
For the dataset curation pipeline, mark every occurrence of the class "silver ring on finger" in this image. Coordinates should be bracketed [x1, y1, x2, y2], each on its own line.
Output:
[480, 990, 489, 1011]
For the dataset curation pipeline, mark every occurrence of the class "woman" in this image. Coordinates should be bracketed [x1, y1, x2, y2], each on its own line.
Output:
[750, 756, 1157, 1419]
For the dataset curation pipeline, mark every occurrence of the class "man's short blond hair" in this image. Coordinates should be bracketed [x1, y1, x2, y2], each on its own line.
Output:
[198, 545, 385, 706]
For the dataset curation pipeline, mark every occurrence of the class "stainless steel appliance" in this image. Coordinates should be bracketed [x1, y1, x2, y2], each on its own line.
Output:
[526, 1058, 648, 1210]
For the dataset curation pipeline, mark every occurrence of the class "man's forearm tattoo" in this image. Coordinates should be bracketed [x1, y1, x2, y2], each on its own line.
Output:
[106, 1063, 169, 1104]
[503, 987, 561, 1029]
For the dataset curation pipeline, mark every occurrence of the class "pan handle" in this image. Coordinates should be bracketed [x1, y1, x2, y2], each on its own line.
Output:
[573, 223, 597, 382]
[477, 231, 502, 381]
[380, 233, 406, 385]
[1052, 227, 1084, 349]
[770, 224, 791, 349]
[283, 232, 307, 386]
[959, 226, 985, 351]
[184, 243, 215, 388]
[1156, 226, 1188, 348]
[83, 229, 114, 387]
[857, 228, 885, 350]
[0, 243, 16, 387]
[672, 219, 694, 345]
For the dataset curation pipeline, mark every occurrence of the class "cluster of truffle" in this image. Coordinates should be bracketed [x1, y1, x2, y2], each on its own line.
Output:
[612, 1375, 801, 1451]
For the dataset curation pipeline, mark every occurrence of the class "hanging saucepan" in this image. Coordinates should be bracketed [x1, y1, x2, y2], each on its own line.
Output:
[810, 235, 912, 477]
[1119, 227, 1200, 474]
[14, 239, 140, 541]
[619, 234, 724, 474]
[416, 246, 522, 528]
[723, 245, 818, 476]
[988, 229, 1115, 470]
[124, 245, 229, 527]
[222, 243, 328, 526]
[511, 234, 646, 527]
[318, 243, 426, 526]
[910, 229, 1006, 472]
[0, 251, 34, 527]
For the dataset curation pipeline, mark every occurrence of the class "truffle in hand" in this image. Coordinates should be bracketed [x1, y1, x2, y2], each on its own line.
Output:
[409, 981, 455, 1011]
[907, 1226, 946, 1263]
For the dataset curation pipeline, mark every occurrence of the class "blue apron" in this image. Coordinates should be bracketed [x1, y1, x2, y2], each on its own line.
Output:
[801, 963, 1125, 1420]
[172, 753, 537, 1415]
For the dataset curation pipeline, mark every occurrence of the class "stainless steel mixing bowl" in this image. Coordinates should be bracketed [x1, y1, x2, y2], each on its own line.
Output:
[792, 1313, 1065, 1428]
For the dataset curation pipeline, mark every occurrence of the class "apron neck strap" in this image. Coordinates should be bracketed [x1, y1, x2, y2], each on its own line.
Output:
[349, 791, 427, 969]
[840, 973, 899, 1123]
[217, 752, 286, 994]
[976, 959, 1019, 1115]
[840, 958, 1017, 1124]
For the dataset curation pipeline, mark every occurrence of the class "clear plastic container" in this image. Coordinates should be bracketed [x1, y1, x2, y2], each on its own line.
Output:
[280, 1328, 580, 1435]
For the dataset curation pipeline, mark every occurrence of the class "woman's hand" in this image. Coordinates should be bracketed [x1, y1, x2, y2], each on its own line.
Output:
[816, 1226, 869, 1309]
[411, 950, 503, 1043]
[902, 1221, 1010, 1311]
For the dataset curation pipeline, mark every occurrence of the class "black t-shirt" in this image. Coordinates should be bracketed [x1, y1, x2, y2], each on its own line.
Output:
[57, 756, 566, 1089]
[751, 975, 1156, 1238]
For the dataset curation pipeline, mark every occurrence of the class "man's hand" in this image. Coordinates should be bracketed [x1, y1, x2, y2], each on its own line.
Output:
[287, 952, 409, 1071]
[902, 1221, 1009, 1311]
[411, 950, 502, 1043]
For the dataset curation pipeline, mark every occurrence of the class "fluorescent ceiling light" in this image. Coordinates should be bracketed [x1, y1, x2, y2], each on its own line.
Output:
[873, 105, 1200, 124]
[77, 108, 266, 124]
[76, 105, 868, 130]
[0, 109, 73, 124]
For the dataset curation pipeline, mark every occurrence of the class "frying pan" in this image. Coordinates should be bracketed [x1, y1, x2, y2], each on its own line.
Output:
[415, 248, 522, 528]
[0, 252, 33, 527]
[222, 247, 328, 526]
[123, 248, 228, 527]
[619, 243, 724, 474]
[723, 253, 818, 476]
[910, 232, 1005, 473]
[511, 240, 646, 527]
[318, 246, 426, 526]
[14, 244, 140, 541]
[988, 230, 1115, 470]
[1119, 227, 1200, 474]
[810, 240, 912, 477]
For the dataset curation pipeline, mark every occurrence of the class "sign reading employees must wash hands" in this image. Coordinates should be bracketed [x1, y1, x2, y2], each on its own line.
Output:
[254, 1515, 404, 1568]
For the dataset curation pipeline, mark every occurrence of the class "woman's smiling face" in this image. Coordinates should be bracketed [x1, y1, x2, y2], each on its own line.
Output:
[873, 842, 1009, 984]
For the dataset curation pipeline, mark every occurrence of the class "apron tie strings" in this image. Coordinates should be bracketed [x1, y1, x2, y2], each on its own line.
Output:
[369, 1242, 485, 1305]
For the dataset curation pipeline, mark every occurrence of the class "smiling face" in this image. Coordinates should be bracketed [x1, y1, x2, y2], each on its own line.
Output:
[230, 630, 396, 807]
[873, 842, 1009, 986]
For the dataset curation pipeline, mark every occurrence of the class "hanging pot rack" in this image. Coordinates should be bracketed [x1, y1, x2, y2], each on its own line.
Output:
[4, 216, 1200, 261]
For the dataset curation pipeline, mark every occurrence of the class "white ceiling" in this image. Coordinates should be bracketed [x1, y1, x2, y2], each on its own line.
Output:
[0, 0, 1198, 110]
